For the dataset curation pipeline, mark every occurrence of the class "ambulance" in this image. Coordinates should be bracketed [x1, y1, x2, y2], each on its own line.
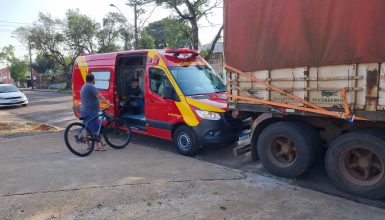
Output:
[72, 49, 249, 156]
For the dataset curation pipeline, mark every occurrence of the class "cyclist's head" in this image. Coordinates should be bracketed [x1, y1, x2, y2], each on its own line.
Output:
[86, 74, 95, 84]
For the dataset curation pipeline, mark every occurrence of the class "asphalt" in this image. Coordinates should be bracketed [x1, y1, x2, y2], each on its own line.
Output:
[1, 132, 385, 220]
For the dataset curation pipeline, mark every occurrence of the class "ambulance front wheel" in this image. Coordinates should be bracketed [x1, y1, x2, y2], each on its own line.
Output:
[173, 125, 200, 156]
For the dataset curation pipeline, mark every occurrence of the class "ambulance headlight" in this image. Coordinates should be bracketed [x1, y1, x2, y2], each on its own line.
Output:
[195, 110, 221, 120]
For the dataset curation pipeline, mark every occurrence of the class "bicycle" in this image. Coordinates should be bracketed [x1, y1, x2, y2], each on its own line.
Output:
[64, 106, 132, 157]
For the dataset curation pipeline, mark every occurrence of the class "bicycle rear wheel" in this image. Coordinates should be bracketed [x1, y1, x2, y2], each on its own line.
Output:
[103, 118, 132, 149]
[64, 122, 95, 157]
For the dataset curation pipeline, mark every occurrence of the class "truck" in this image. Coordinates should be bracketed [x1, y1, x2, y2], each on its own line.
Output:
[224, 0, 385, 199]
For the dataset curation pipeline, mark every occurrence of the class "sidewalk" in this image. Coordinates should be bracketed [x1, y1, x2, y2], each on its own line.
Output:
[0, 132, 384, 219]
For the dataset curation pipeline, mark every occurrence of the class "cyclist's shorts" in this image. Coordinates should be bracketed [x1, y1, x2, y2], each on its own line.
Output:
[80, 111, 100, 134]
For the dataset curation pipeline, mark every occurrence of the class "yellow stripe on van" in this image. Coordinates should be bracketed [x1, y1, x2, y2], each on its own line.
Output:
[175, 102, 199, 126]
[186, 97, 225, 113]
[147, 50, 184, 97]
[148, 50, 201, 126]
[76, 56, 89, 82]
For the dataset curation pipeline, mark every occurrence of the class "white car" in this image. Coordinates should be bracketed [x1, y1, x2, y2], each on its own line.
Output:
[0, 84, 28, 107]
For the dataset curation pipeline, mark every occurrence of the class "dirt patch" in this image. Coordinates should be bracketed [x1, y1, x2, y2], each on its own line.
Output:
[0, 121, 61, 134]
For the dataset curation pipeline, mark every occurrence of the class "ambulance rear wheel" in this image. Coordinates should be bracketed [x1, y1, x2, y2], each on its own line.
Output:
[173, 125, 200, 156]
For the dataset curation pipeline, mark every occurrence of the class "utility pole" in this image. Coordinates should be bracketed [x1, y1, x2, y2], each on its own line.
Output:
[28, 37, 33, 89]
[134, 4, 138, 50]
[110, 3, 138, 49]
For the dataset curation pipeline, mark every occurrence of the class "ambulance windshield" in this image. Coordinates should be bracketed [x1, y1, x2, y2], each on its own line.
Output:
[168, 66, 226, 96]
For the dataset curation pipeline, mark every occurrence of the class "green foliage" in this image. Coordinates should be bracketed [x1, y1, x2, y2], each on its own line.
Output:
[9, 58, 29, 82]
[0, 45, 16, 64]
[32, 53, 60, 74]
[152, 0, 223, 49]
[0, 45, 28, 82]
[32, 53, 64, 82]
[126, 0, 153, 6]
[144, 17, 191, 49]
[200, 50, 209, 58]
[137, 31, 155, 49]
[97, 12, 132, 52]
[65, 9, 98, 53]
[14, 13, 70, 68]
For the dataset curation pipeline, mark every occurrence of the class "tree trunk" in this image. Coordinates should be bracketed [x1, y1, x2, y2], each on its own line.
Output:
[205, 25, 224, 60]
[65, 66, 72, 89]
[134, 4, 139, 49]
[190, 20, 199, 49]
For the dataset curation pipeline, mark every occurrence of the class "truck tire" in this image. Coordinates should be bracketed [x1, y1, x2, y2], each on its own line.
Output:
[325, 132, 385, 199]
[257, 122, 315, 178]
[293, 121, 324, 159]
[173, 125, 200, 156]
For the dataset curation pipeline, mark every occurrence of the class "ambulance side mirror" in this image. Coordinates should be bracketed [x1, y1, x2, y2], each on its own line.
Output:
[163, 86, 179, 101]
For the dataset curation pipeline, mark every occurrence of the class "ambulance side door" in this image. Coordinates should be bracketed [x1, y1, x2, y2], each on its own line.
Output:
[145, 67, 180, 140]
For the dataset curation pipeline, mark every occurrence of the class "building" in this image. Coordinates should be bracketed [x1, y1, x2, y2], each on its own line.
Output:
[0, 68, 14, 84]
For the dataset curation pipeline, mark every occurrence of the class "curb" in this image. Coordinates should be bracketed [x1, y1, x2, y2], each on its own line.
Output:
[23, 88, 72, 94]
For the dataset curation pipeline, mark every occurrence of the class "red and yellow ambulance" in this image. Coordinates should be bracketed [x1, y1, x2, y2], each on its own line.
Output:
[72, 49, 248, 156]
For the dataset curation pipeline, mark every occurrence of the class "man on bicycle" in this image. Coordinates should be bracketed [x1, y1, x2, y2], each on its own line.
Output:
[81, 73, 113, 151]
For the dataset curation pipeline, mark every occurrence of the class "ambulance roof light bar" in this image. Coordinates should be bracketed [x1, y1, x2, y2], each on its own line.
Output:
[165, 48, 200, 57]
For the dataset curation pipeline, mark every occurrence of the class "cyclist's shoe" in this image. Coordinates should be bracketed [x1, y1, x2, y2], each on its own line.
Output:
[95, 135, 107, 146]
[95, 135, 102, 142]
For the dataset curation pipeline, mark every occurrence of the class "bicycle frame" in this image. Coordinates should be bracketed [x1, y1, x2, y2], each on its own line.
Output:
[82, 108, 112, 137]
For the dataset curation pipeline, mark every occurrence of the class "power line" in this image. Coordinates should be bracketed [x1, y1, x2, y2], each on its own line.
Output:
[0, 24, 25, 27]
[0, 29, 16, 32]
[0, 20, 32, 25]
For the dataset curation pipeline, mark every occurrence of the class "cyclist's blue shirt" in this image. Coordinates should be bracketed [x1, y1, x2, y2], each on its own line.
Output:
[80, 83, 100, 113]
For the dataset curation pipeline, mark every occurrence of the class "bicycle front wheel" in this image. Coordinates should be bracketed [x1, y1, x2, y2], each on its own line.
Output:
[103, 118, 132, 149]
[64, 122, 95, 157]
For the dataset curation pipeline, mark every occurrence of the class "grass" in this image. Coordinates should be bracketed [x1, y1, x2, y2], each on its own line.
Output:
[57, 88, 72, 94]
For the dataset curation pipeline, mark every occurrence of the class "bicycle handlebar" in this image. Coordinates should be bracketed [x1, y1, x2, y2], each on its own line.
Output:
[102, 104, 114, 112]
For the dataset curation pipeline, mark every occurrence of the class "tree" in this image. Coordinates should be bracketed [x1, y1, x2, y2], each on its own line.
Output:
[32, 53, 60, 75]
[15, 12, 98, 89]
[65, 9, 98, 53]
[33, 53, 63, 82]
[0, 45, 16, 64]
[204, 24, 223, 60]
[126, 0, 155, 49]
[137, 30, 155, 49]
[97, 12, 131, 53]
[144, 17, 191, 49]
[0, 45, 28, 82]
[8, 58, 29, 83]
[154, 0, 223, 49]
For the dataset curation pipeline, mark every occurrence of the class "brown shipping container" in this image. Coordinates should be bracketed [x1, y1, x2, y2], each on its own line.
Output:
[225, 0, 385, 120]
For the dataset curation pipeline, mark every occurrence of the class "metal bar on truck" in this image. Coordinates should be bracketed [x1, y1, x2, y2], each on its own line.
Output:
[228, 94, 367, 121]
[226, 64, 327, 111]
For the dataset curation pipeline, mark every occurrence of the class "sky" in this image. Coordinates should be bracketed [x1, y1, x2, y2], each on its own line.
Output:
[0, 0, 223, 63]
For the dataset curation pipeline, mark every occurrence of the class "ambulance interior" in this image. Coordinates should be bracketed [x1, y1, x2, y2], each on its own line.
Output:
[116, 55, 147, 130]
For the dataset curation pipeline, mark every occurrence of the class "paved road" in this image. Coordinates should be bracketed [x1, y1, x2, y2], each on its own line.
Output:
[2, 91, 75, 128]
[2, 90, 385, 209]
[1, 131, 385, 219]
